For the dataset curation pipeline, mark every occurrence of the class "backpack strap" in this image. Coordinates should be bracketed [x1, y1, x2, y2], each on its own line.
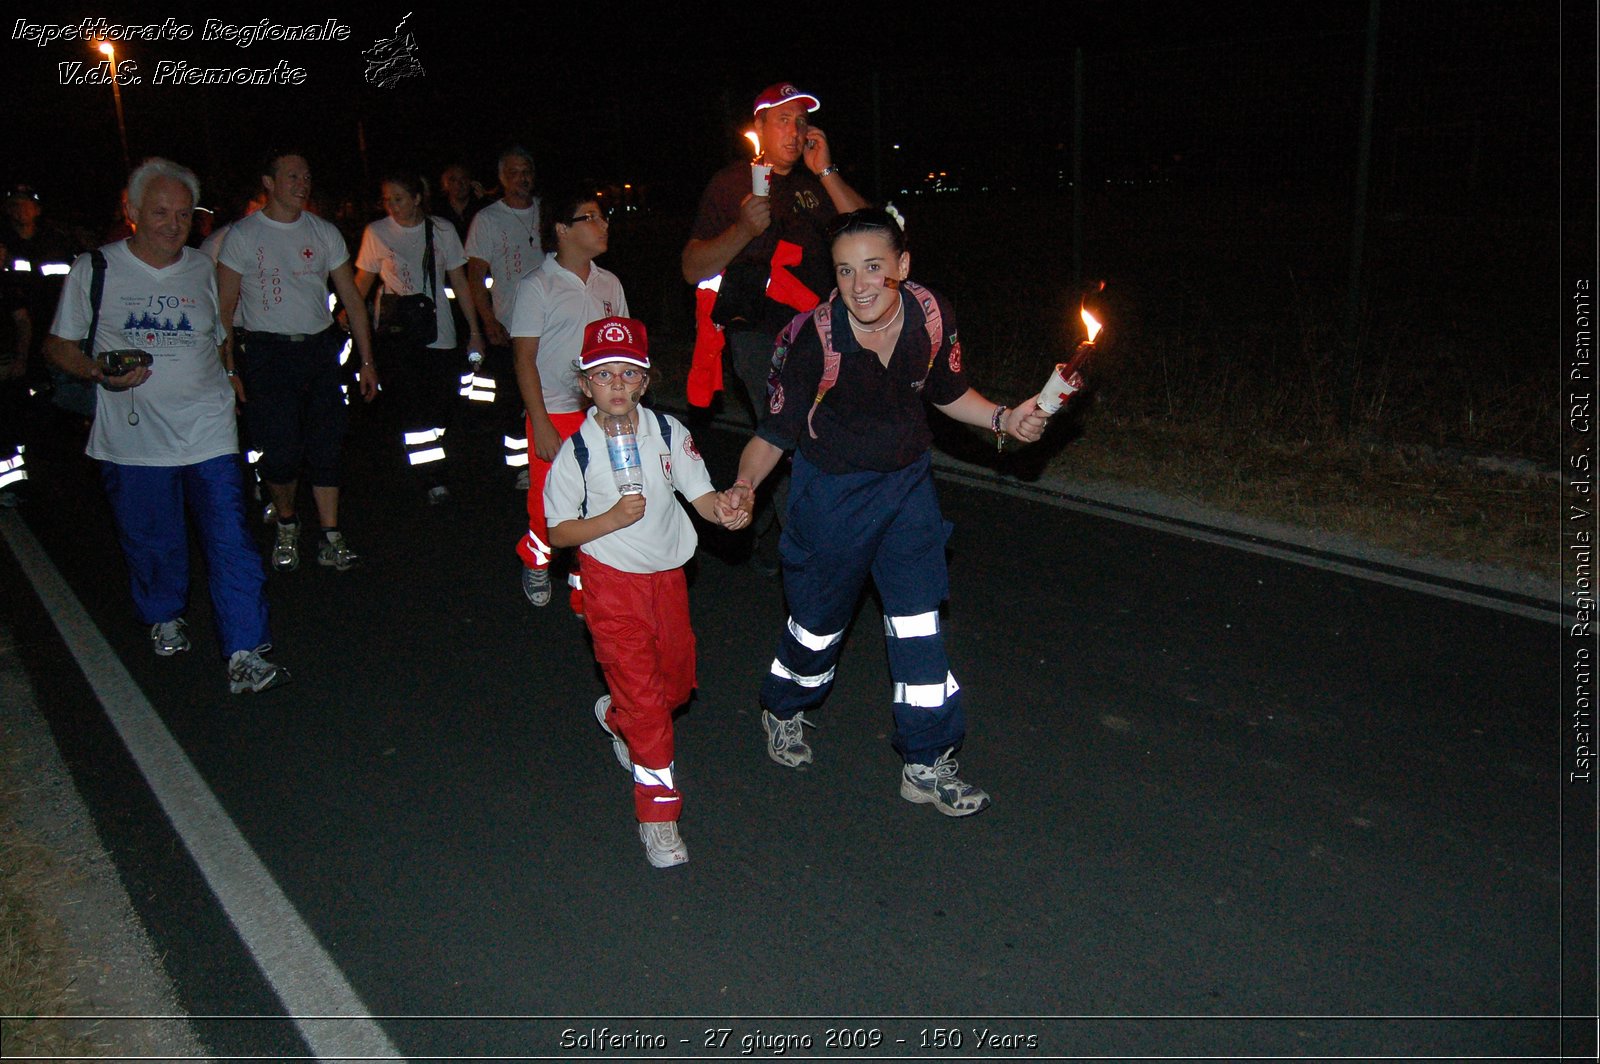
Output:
[571, 426, 591, 517]
[81, 250, 108, 357]
[903, 280, 944, 391]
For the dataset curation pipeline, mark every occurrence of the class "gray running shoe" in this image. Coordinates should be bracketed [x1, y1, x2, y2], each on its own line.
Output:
[901, 749, 991, 817]
[638, 821, 688, 868]
[271, 520, 300, 571]
[227, 646, 290, 694]
[522, 566, 551, 606]
[761, 710, 815, 768]
[149, 618, 190, 657]
[594, 694, 631, 770]
[316, 531, 360, 570]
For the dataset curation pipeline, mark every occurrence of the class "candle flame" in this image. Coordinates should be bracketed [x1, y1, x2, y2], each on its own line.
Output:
[1081, 306, 1102, 343]
[744, 131, 761, 158]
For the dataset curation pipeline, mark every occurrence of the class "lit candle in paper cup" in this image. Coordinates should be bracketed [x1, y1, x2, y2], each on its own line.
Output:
[1036, 306, 1103, 415]
[745, 131, 771, 196]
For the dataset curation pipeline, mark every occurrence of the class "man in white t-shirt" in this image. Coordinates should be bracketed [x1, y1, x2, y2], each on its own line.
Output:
[465, 147, 541, 460]
[44, 158, 287, 694]
[217, 151, 376, 574]
[509, 188, 627, 608]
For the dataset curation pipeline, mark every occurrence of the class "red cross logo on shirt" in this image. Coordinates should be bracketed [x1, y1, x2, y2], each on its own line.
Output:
[300, 247, 315, 261]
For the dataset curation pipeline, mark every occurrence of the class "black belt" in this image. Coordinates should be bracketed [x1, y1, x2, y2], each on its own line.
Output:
[240, 327, 329, 343]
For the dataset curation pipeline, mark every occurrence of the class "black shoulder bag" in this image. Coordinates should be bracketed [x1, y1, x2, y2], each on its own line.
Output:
[377, 219, 438, 345]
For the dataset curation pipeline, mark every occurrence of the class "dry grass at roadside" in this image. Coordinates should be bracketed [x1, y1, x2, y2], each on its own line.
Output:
[1056, 412, 1554, 582]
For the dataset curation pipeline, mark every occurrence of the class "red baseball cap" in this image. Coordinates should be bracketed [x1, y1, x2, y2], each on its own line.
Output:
[579, 316, 650, 371]
[753, 82, 820, 115]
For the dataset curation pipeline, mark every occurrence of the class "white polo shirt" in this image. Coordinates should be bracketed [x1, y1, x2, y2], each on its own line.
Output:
[219, 210, 349, 334]
[509, 253, 628, 413]
[544, 407, 715, 574]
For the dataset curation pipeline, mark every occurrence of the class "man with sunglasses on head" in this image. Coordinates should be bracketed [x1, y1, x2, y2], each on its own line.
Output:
[508, 187, 627, 610]
[681, 82, 867, 572]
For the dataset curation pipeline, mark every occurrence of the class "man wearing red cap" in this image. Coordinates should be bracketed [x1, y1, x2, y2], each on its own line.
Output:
[681, 83, 867, 567]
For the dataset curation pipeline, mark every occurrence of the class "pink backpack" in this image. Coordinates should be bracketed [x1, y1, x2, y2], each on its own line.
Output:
[766, 281, 944, 439]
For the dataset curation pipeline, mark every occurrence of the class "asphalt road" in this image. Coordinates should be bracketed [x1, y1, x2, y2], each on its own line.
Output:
[0, 400, 1583, 1061]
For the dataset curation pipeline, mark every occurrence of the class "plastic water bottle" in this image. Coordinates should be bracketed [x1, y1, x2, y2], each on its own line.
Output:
[603, 414, 643, 495]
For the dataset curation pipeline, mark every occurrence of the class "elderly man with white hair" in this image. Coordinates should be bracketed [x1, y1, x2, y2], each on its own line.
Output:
[45, 157, 289, 695]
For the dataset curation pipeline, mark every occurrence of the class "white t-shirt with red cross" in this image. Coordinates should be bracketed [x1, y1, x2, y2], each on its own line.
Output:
[219, 210, 349, 334]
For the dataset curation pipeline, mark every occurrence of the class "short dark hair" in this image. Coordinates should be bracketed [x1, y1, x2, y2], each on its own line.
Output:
[826, 207, 907, 255]
[540, 186, 602, 249]
[260, 149, 307, 183]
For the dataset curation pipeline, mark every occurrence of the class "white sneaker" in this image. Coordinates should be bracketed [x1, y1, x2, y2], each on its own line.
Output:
[227, 646, 290, 694]
[271, 520, 300, 571]
[316, 530, 360, 570]
[149, 618, 190, 657]
[761, 710, 814, 768]
[638, 821, 688, 868]
[594, 695, 631, 770]
[901, 748, 991, 817]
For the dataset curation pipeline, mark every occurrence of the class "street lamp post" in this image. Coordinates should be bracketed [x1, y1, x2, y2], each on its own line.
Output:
[97, 41, 132, 172]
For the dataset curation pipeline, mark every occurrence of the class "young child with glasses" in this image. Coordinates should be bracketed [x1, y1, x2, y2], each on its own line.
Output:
[544, 316, 749, 868]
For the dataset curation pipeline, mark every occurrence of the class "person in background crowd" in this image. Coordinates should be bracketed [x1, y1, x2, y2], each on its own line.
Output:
[439, 163, 486, 242]
[354, 172, 484, 504]
[465, 147, 541, 479]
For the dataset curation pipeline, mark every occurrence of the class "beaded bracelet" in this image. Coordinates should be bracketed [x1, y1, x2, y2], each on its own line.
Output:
[991, 404, 1009, 452]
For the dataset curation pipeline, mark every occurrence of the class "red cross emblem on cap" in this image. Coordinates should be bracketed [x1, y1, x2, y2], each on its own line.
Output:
[601, 322, 630, 344]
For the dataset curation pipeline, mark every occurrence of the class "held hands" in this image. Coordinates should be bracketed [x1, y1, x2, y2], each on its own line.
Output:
[608, 492, 646, 529]
[1005, 396, 1049, 444]
[713, 489, 751, 531]
[724, 479, 756, 520]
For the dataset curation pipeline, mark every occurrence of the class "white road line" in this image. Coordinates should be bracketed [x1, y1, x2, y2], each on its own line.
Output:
[1, 511, 405, 1063]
